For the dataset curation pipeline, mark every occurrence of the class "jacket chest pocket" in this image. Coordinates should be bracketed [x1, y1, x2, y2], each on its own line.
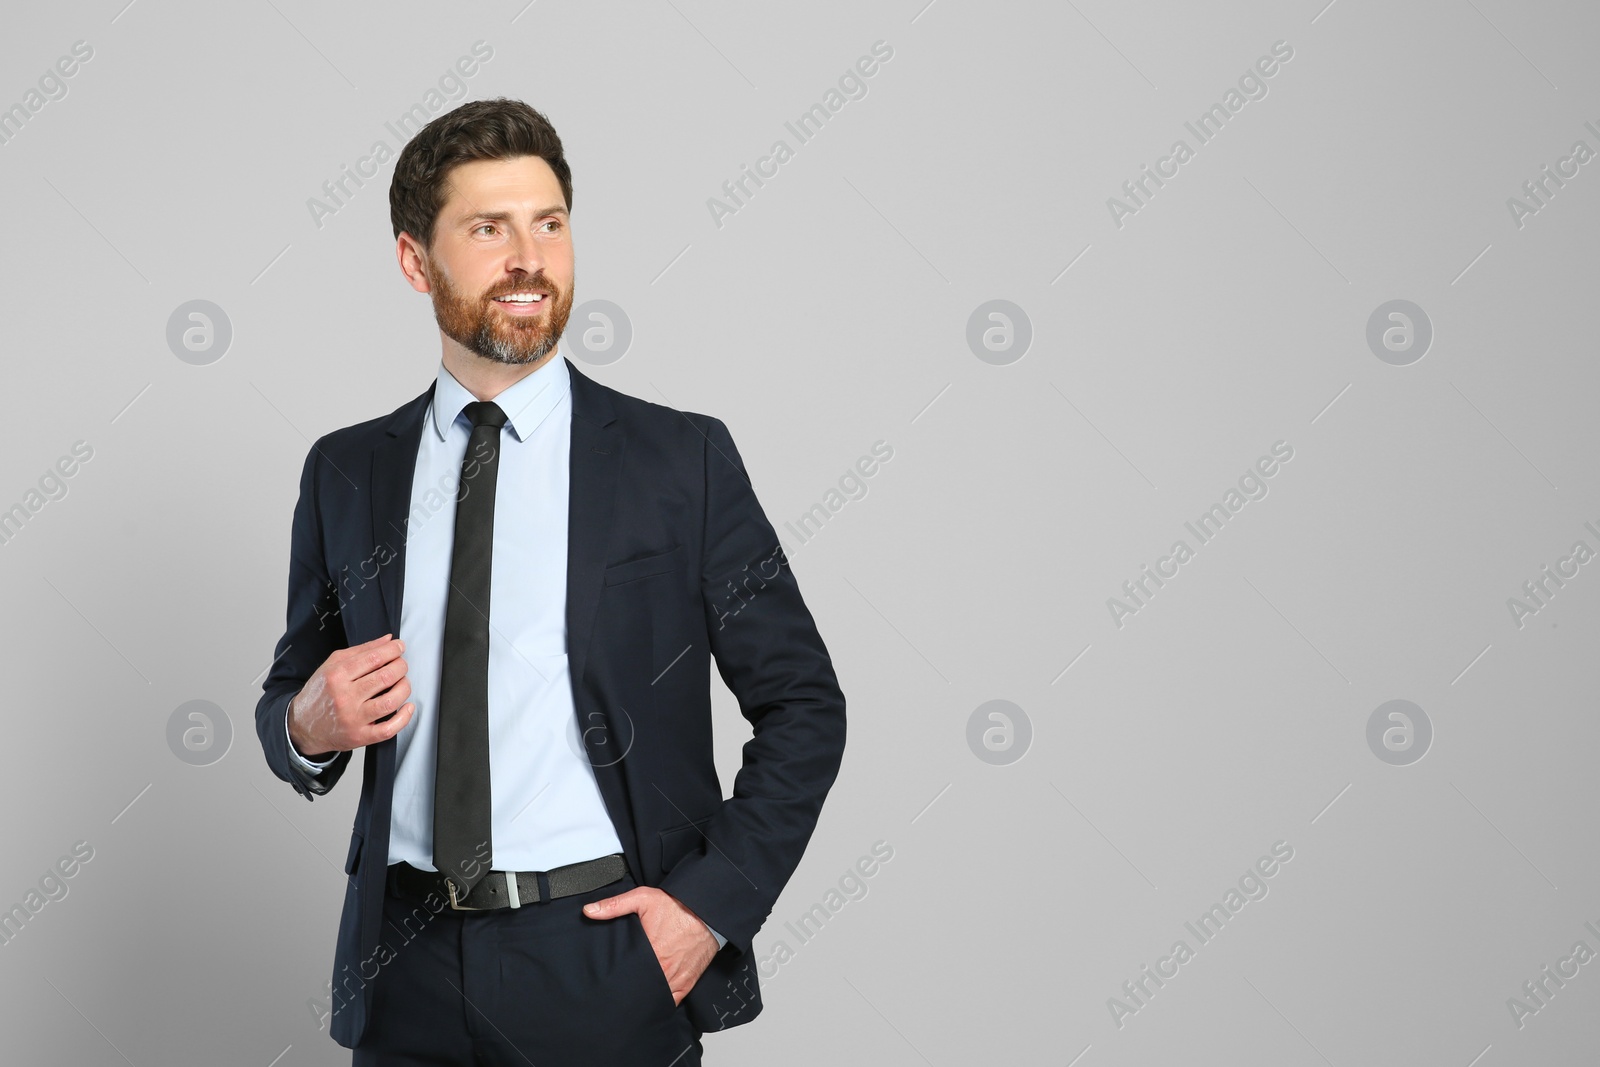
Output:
[603, 544, 686, 587]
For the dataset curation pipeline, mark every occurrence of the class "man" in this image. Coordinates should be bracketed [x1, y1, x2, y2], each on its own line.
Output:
[254, 97, 846, 1065]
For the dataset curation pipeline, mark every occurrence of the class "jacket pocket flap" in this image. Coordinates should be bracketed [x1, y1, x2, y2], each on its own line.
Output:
[344, 830, 364, 876]
[603, 544, 686, 586]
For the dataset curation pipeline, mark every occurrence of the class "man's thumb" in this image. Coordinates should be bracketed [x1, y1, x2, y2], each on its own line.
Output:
[584, 890, 638, 917]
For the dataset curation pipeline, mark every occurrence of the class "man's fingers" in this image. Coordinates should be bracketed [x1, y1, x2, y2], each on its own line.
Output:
[355, 660, 411, 713]
[345, 632, 400, 667]
[357, 645, 408, 681]
[365, 675, 412, 725]
[392, 702, 415, 736]
[583, 888, 649, 918]
[360, 702, 414, 745]
[323, 638, 407, 718]
[333, 635, 403, 679]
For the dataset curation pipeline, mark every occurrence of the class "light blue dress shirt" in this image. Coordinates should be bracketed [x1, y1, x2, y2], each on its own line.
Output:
[288, 351, 724, 949]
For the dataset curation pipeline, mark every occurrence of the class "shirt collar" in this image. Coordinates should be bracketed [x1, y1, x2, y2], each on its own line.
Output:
[430, 349, 570, 443]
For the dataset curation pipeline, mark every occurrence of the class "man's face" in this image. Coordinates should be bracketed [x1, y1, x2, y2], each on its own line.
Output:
[414, 155, 575, 366]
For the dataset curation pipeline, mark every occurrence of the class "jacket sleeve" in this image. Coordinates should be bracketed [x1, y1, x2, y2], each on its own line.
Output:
[254, 440, 354, 801]
[657, 415, 847, 958]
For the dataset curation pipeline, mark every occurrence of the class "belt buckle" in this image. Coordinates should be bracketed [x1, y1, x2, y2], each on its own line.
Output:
[446, 878, 482, 911]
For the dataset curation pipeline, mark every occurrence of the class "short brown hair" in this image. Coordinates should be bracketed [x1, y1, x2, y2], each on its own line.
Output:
[388, 97, 572, 249]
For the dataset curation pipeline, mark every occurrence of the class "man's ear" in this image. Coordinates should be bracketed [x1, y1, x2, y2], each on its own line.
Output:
[396, 233, 433, 294]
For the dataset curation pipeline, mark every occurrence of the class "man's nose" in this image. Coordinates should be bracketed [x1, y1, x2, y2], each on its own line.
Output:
[503, 230, 545, 276]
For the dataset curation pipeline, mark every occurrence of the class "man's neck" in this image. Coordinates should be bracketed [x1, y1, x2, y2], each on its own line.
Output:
[441, 341, 559, 403]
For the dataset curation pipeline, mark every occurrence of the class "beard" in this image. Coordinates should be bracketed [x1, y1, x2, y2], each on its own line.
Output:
[428, 260, 574, 366]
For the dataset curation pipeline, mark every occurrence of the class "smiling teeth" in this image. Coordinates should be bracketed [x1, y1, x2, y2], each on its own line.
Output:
[496, 293, 545, 302]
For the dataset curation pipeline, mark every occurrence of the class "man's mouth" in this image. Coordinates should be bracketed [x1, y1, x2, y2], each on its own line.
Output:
[491, 291, 549, 315]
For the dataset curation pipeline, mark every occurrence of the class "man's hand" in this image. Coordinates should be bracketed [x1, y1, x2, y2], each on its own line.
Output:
[583, 886, 718, 1005]
[288, 633, 414, 758]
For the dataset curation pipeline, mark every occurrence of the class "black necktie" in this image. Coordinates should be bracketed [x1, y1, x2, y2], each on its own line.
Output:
[433, 399, 508, 899]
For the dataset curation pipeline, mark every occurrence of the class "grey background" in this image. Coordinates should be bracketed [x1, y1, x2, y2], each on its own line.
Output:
[1, 0, 1596, 1063]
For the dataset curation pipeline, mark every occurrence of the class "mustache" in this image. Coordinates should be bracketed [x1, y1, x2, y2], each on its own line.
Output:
[486, 277, 559, 299]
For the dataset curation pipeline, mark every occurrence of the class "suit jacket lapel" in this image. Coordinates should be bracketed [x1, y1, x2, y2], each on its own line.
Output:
[563, 357, 622, 692]
[372, 382, 433, 644]
[363, 378, 432, 931]
[562, 358, 636, 875]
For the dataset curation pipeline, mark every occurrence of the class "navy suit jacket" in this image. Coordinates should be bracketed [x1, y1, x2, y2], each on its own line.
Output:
[254, 356, 846, 1048]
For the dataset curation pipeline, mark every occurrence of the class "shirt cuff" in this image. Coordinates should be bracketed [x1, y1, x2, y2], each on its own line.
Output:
[285, 696, 337, 772]
[705, 922, 727, 951]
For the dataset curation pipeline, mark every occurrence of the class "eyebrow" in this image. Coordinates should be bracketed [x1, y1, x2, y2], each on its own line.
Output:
[458, 206, 569, 226]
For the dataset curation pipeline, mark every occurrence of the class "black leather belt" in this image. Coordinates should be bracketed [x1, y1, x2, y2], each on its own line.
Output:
[387, 853, 628, 912]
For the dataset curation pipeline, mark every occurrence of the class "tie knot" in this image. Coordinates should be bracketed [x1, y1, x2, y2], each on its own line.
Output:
[464, 400, 508, 431]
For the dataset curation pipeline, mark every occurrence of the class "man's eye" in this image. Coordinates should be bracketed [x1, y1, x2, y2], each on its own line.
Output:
[540, 220, 561, 232]
[476, 224, 496, 235]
